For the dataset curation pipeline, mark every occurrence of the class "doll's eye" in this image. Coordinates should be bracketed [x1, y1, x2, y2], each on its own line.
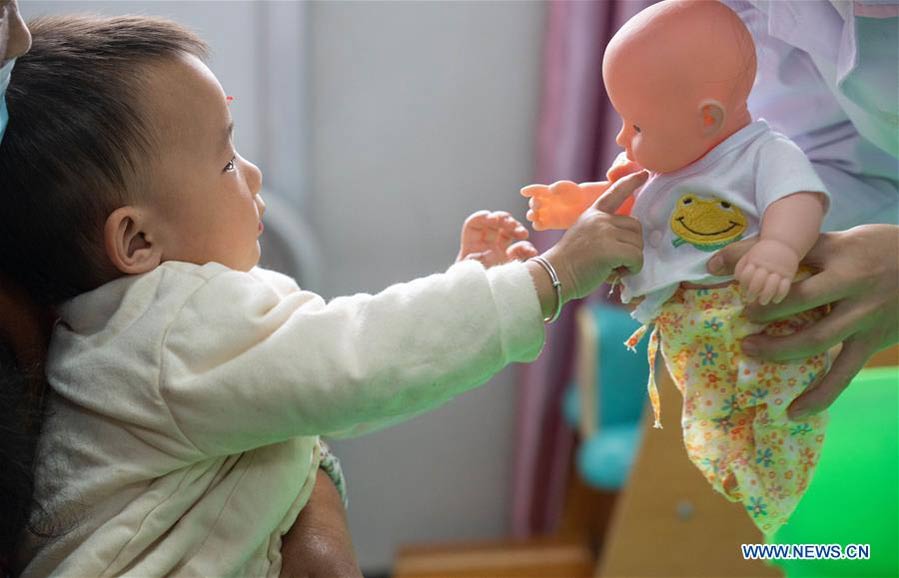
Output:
[682, 197, 693, 205]
[720, 201, 731, 209]
[633, 124, 641, 133]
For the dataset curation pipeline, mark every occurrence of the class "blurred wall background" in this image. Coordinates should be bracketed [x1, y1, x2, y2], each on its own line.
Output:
[21, 1, 546, 572]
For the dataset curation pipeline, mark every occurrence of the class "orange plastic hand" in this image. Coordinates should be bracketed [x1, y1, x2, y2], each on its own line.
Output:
[606, 151, 644, 182]
[521, 180, 610, 231]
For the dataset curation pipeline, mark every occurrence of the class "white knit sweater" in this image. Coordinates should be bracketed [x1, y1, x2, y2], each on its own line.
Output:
[17, 259, 544, 577]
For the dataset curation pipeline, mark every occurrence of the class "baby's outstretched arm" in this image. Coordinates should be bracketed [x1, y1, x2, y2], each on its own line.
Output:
[457, 210, 537, 267]
[735, 192, 826, 305]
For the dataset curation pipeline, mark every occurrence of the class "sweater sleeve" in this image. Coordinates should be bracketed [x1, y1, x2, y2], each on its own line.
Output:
[159, 260, 544, 456]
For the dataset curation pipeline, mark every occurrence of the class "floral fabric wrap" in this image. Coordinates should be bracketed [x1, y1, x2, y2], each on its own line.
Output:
[629, 282, 829, 535]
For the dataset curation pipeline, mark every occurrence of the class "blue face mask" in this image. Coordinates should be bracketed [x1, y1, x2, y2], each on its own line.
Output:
[0, 58, 15, 144]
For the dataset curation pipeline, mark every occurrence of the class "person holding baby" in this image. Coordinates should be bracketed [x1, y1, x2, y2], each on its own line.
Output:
[0, 7, 645, 577]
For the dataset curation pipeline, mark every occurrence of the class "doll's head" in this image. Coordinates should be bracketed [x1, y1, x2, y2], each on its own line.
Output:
[0, 16, 265, 305]
[602, 0, 756, 174]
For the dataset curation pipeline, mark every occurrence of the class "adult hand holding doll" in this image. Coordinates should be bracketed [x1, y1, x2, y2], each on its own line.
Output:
[708, 224, 899, 420]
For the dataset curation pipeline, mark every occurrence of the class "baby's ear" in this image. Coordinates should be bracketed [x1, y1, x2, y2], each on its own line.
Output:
[698, 99, 725, 137]
[104, 206, 162, 275]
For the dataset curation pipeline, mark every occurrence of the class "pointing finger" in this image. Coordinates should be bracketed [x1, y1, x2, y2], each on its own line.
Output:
[593, 170, 649, 213]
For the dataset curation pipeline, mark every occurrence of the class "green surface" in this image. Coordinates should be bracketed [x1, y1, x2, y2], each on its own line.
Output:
[771, 366, 899, 578]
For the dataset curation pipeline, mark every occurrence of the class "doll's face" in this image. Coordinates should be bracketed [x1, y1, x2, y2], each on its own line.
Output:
[604, 66, 709, 174]
[601, 0, 757, 174]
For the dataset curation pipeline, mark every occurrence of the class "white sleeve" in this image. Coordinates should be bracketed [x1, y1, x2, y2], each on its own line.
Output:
[159, 260, 544, 456]
[755, 135, 831, 214]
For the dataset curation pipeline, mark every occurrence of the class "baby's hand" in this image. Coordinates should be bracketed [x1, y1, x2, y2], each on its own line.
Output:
[735, 239, 800, 305]
[457, 210, 538, 267]
[521, 181, 607, 231]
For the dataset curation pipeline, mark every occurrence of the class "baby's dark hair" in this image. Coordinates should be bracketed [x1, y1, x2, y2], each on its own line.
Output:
[0, 14, 206, 567]
[0, 15, 207, 304]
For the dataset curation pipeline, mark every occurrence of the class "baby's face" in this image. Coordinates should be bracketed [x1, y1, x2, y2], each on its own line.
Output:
[140, 54, 265, 271]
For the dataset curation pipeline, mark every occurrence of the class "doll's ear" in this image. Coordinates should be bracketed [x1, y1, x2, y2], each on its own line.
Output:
[104, 206, 163, 275]
[699, 100, 725, 137]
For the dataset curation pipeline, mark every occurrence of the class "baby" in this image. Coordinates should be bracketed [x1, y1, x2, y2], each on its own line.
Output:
[523, 0, 830, 535]
[0, 15, 645, 577]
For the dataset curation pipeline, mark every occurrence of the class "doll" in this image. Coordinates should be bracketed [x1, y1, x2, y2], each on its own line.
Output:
[522, 0, 830, 535]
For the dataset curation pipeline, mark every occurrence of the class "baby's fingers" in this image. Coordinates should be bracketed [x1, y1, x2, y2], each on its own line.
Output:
[498, 213, 530, 239]
[508, 241, 538, 261]
[462, 210, 490, 230]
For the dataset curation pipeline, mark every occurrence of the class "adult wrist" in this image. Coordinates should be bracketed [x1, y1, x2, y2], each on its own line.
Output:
[528, 256, 563, 323]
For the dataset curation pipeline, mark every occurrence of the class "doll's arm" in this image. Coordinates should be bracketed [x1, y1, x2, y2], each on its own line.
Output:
[521, 152, 643, 230]
[735, 192, 826, 305]
[521, 180, 610, 230]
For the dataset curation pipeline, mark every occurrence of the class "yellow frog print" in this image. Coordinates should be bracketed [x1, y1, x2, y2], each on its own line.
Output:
[670, 194, 747, 252]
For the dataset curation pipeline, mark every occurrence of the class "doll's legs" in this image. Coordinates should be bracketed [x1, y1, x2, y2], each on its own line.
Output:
[678, 362, 828, 534]
[656, 284, 829, 534]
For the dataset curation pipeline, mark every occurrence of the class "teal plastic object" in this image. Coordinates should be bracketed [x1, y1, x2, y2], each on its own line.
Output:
[577, 423, 643, 490]
[771, 366, 899, 578]
[565, 303, 650, 490]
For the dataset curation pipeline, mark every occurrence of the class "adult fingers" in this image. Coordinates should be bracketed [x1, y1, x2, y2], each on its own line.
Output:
[612, 241, 644, 274]
[800, 231, 839, 267]
[608, 214, 643, 234]
[593, 170, 648, 213]
[707, 237, 759, 276]
[741, 300, 865, 361]
[787, 338, 872, 419]
[745, 270, 848, 323]
[615, 228, 644, 250]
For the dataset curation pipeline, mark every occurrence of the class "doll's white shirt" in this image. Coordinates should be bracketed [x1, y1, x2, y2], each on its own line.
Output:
[17, 259, 544, 578]
[724, 0, 899, 230]
[620, 120, 829, 324]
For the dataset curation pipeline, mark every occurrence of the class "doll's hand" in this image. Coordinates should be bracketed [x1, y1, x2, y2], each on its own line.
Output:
[735, 239, 800, 305]
[280, 470, 362, 578]
[709, 225, 899, 419]
[606, 151, 644, 182]
[521, 180, 607, 231]
[456, 210, 538, 267]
